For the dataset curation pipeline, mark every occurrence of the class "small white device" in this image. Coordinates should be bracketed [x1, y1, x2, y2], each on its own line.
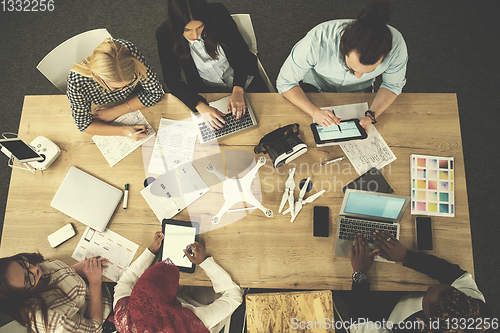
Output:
[48, 223, 76, 248]
[27, 136, 61, 170]
[0, 137, 44, 163]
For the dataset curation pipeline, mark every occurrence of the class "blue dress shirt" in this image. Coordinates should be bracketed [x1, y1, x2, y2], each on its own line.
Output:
[276, 20, 408, 95]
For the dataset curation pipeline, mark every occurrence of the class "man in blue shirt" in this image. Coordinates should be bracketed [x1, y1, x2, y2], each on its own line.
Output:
[277, 2, 407, 132]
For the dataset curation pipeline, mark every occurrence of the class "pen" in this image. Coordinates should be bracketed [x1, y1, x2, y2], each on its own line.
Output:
[123, 184, 129, 209]
[319, 156, 345, 166]
[128, 129, 145, 137]
[183, 245, 192, 258]
[331, 110, 342, 133]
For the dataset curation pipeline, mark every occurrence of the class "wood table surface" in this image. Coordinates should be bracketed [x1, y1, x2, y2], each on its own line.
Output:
[0, 93, 471, 291]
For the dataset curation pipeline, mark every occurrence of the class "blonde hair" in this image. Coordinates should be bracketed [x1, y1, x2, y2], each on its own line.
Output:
[71, 38, 147, 91]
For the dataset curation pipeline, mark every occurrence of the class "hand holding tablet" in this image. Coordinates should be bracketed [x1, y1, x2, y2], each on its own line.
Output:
[148, 231, 164, 254]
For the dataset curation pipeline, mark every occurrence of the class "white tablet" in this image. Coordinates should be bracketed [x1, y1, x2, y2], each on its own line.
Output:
[160, 219, 199, 273]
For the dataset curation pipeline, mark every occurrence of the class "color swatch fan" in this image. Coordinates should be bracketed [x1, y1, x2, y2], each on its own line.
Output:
[410, 154, 454, 217]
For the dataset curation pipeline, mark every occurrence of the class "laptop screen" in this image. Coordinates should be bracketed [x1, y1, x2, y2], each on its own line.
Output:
[344, 191, 407, 220]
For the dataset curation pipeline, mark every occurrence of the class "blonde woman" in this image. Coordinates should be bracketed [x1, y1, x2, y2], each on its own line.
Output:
[67, 38, 164, 140]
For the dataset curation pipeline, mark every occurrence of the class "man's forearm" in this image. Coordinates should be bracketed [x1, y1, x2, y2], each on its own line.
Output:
[282, 85, 320, 117]
[369, 87, 398, 118]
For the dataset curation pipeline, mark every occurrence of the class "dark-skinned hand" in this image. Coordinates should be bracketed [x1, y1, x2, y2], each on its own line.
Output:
[350, 234, 378, 273]
[374, 230, 408, 263]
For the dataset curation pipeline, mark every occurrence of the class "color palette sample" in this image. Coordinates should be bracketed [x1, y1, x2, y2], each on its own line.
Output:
[411, 154, 455, 217]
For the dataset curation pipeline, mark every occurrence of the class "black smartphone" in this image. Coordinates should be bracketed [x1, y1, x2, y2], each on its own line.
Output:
[416, 216, 433, 250]
[313, 206, 329, 237]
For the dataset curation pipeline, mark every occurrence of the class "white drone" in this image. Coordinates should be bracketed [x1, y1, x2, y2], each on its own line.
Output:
[206, 156, 273, 225]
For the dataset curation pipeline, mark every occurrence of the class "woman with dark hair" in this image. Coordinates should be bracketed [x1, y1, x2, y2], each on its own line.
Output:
[277, 1, 407, 132]
[156, 0, 268, 130]
[0, 253, 111, 333]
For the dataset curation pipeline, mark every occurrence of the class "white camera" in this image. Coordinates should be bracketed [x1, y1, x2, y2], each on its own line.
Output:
[28, 136, 61, 170]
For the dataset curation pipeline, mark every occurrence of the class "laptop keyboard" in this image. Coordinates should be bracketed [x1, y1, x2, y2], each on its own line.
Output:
[338, 217, 398, 242]
[198, 108, 255, 142]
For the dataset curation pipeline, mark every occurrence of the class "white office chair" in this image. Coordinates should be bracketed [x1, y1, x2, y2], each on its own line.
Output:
[231, 14, 275, 93]
[36, 28, 112, 92]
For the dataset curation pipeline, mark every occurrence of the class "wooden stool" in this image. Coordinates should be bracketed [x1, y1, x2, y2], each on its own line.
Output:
[246, 290, 335, 332]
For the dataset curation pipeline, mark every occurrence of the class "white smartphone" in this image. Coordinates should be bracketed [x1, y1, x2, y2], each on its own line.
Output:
[48, 223, 76, 248]
[0, 138, 44, 163]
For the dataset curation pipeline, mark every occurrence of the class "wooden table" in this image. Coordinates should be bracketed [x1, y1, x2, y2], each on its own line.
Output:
[0, 93, 472, 291]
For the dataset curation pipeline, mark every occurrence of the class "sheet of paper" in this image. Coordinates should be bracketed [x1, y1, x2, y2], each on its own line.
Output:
[71, 227, 139, 282]
[141, 162, 209, 223]
[410, 154, 455, 217]
[339, 125, 396, 175]
[92, 110, 155, 167]
[148, 118, 198, 175]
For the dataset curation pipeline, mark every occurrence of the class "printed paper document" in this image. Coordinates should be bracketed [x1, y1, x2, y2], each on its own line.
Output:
[93, 110, 155, 167]
[72, 227, 139, 282]
[148, 118, 198, 175]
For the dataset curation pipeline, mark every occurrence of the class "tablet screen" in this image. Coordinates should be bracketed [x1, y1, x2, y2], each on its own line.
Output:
[162, 223, 196, 269]
[316, 120, 362, 140]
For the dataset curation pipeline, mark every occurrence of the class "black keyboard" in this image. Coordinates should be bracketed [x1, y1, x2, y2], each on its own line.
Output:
[198, 109, 255, 142]
[338, 217, 398, 242]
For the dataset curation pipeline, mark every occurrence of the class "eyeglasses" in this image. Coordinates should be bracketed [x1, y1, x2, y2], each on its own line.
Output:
[100, 73, 139, 92]
[17, 255, 36, 291]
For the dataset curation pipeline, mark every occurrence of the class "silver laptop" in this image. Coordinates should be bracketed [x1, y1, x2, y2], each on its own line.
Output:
[335, 189, 410, 257]
[191, 94, 259, 144]
[51, 166, 123, 232]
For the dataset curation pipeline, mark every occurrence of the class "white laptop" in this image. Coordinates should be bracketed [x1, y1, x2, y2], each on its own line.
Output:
[334, 189, 410, 257]
[191, 94, 259, 144]
[51, 166, 123, 232]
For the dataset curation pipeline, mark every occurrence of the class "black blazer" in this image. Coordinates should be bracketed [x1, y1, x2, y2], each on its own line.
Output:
[155, 3, 259, 112]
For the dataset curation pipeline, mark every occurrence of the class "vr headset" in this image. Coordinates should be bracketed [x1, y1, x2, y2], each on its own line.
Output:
[254, 123, 307, 168]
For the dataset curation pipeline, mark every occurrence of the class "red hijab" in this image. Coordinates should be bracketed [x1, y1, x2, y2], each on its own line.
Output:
[113, 259, 209, 333]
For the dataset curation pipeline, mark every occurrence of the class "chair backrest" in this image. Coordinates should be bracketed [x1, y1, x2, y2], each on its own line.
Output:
[36, 28, 112, 92]
[231, 14, 275, 92]
[231, 14, 257, 55]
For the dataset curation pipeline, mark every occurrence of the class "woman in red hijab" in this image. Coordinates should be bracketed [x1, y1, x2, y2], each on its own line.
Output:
[112, 232, 242, 333]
